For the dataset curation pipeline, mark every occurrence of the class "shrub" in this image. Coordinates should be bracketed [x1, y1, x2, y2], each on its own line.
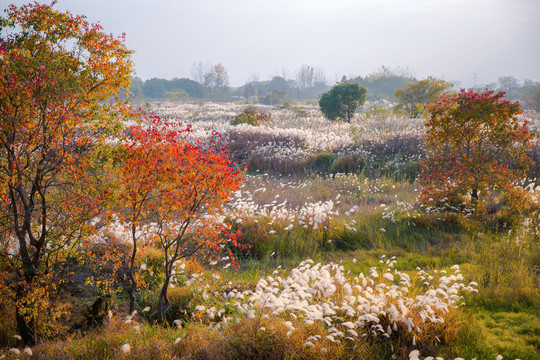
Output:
[306, 152, 337, 174]
[330, 153, 365, 174]
[231, 106, 271, 126]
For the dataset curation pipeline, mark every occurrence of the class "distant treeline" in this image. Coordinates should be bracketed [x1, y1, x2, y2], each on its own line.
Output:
[127, 74, 415, 103]
[127, 67, 539, 109]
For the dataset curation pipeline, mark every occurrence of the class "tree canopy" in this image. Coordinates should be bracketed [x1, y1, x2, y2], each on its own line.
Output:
[350, 66, 416, 101]
[0, 2, 133, 344]
[419, 89, 534, 215]
[319, 82, 367, 122]
[394, 77, 452, 118]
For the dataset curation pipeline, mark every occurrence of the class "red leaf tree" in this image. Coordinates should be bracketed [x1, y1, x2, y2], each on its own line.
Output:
[419, 89, 534, 214]
[115, 114, 243, 322]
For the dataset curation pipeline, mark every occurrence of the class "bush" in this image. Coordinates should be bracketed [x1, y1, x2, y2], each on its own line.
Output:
[330, 153, 365, 174]
[230, 106, 271, 126]
[306, 152, 337, 174]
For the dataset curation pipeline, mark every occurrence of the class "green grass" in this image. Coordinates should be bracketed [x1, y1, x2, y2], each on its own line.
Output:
[454, 307, 540, 360]
[224, 203, 540, 359]
[2, 176, 540, 360]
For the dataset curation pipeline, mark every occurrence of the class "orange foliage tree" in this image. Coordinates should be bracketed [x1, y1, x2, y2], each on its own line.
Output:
[419, 89, 534, 214]
[112, 117, 166, 314]
[0, 3, 132, 344]
[114, 114, 243, 322]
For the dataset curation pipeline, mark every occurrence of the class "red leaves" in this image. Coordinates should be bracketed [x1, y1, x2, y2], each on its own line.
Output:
[420, 89, 533, 211]
[116, 113, 243, 259]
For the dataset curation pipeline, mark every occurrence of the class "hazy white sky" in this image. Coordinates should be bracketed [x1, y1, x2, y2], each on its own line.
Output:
[3, 0, 540, 87]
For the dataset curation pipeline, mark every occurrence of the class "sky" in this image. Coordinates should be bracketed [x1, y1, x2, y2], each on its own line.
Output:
[3, 0, 540, 87]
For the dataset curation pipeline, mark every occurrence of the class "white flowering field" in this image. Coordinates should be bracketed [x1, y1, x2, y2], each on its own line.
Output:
[4, 102, 538, 360]
[125, 102, 536, 360]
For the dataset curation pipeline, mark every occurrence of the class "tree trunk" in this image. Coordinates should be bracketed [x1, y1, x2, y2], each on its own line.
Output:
[15, 284, 36, 346]
[128, 283, 136, 315]
[471, 187, 478, 201]
[156, 277, 170, 323]
[128, 223, 138, 314]
[128, 244, 137, 314]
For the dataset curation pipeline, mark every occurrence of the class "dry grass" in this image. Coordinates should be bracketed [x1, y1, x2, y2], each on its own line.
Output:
[178, 314, 373, 360]
[237, 173, 418, 213]
[30, 317, 180, 360]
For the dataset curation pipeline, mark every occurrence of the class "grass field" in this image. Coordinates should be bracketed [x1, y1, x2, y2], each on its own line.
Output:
[0, 102, 538, 359]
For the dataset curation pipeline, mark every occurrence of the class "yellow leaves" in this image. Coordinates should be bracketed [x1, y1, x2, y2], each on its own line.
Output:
[13, 275, 70, 338]
[395, 77, 452, 118]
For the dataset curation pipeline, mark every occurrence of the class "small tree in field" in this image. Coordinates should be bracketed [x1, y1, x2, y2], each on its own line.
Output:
[116, 115, 243, 323]
[113, 114, 168, 314]
[394, 77, 451, 118]
[0, 3, 132, 344]
[419, 89, 534, 214]
[319, 82, 367, 122]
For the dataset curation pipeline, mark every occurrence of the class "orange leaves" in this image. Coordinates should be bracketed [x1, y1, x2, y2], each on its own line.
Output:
[0, 2, 134, 341]
[2, 2, 133, 132]
[114, 114, 243, 319]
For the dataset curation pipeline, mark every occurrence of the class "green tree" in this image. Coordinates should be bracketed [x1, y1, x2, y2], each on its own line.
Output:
[170, 78, 206, 98]
[394, 76, 452, 117]
[419, 89, 533, 214]
[319, 82, 367, 122]
[0, 3, 132, 344]
[142, 78, 170, 99]
[268, 76, 291, 92]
